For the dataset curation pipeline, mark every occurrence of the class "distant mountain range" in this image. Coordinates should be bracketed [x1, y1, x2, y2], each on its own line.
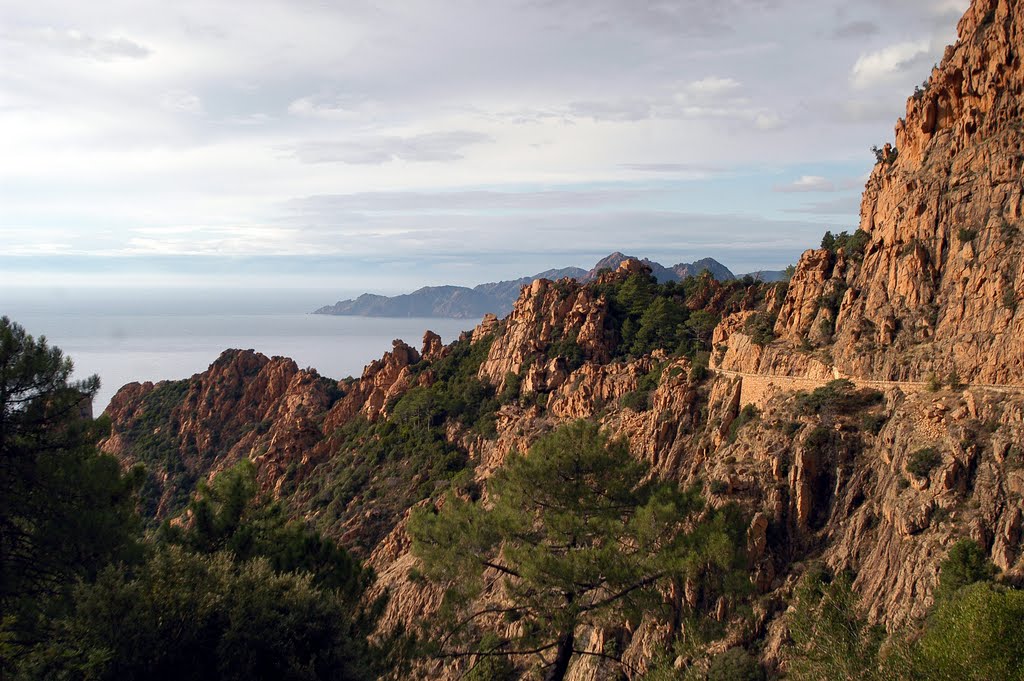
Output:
[313, 253, 786, 319]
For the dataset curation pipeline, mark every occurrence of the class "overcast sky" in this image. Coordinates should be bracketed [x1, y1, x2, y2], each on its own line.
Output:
[0, 0, 970, 293]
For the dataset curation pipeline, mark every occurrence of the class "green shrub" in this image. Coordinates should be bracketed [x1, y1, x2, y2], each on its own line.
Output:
[861, 413, 888, 435]
[709, 479, 729, 495]
[728, 405, 760, 443]
[926, 373, 942, 392]
[957, 227, 978, 243]
[620, 390, 650, 413]
[744, 312, 778, 347]
[797, 380, 883, 416]
[934, 540, 997, 603]
[708, 647, 765, 681]
[907, 447, 942, 479]
[913, 582, 1024, 680]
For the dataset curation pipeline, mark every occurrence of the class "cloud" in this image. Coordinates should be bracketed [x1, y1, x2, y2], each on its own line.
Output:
[619, 162, 726, 174]
[292, 131, 493, 164]
[851, 40, 933, 89]
[774, 175, 838, 193]
[16, 28, 151, 61]
[783, 195, 863, 216]
[284, 187, 684, 215]
[287, 93, 372, 120]
[687, 76, 742, 95]
[159, 91, 203, 114]
[568, 99, 652, 122]
[833, 20, 880, 39]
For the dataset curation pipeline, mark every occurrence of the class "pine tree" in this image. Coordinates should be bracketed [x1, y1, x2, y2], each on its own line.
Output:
[409, 420, 747, 681]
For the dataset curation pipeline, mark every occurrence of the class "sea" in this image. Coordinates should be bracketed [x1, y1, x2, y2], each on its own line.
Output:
[2, 288, 474, 414]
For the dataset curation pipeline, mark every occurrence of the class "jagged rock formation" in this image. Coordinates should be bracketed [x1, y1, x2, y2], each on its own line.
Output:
[761, 0, 1024, 385]
[99, 1, 1024, 678]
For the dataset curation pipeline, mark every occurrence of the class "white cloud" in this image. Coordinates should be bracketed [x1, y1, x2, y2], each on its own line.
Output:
[292, 131, 493, 165]
[774, 175, 838, 193]
[9, 27, 151, 61]
[159, 90, 203, 114]
[687, 76, 742, 96]
[850, 40, 932, 89]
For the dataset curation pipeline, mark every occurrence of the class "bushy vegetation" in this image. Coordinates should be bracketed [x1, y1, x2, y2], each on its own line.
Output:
[906, 447, 942, 479]
[728, 404, 760, 443]
[796, 379, 884, 417]
[298, 334, 498, 550]
[409, 421, 749, 681]
[590, 271, 771, 361]
[0, 319, 381, 680]
[821, 229, 870, 259]
[787, 541, 1024, 680]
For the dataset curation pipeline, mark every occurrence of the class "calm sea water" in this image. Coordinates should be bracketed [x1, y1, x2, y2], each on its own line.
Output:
[2, 288, 475, 414]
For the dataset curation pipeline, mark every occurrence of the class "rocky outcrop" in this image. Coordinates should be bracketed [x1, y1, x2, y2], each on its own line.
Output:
[767, 0, 1024, 384]
[476, 273, 618, 392]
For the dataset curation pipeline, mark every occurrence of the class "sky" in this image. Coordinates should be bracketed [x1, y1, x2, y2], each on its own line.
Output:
[0, 0, 971, 295]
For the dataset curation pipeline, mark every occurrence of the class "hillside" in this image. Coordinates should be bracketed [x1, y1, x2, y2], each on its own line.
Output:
[97, 1, 1024, 678]
[313, 254, 736, 318]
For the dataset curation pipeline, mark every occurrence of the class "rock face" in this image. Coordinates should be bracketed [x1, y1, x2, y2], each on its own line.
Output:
[771, 0, 1024, 384]
[98, 2, 1024, 678]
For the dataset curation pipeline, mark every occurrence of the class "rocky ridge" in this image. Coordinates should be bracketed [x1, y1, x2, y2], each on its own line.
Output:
[99, 1, 1024, 677]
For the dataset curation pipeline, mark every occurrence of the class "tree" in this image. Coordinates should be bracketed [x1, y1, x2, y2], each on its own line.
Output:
[0, 318, 140, 641]
[409, 420, 747, 681]
[16, 546, 375, 681]
[788, 568, 894, 681]
[160, 460, 368, 597]
[932, 539, 996, 603]
[913, 581, 1024, 680]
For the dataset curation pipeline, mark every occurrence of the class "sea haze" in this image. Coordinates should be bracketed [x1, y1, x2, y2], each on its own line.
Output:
[2, 288, 473, 414]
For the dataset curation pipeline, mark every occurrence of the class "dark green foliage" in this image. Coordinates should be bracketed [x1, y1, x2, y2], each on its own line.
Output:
[906, 447, 941, 479]
[787, 567, 902, 680]
[0, 317, 142, 643]
[590, 271, 759, 362]
[707, 647, 765, 681]
[161, 461, 368, 597]
[913, 582, 1024, 680]
[498, 371, 522, 405]
[123, 379, 195, 518]
[689, 352, 710, 383]
[957, 227, 978, 243]
[744, 312, 777, 347]
[797, 380, 884, 417]
[821, 230, 870, 259]
[409, 421, 748, 681]
[1004, 288, 1019, 312]
[861, 413, 888, 435]
[15, 546, 375, 681]
[709, 479, 729, 495]
[546, 338, 584, 371]
[933, 540, 997, 604]
[872, 145, 898, 164]
[620, 390, 651, 412]
[620, 365, 664, 413]
[301, 335, 497, 550]
[728, 405, 760, 443]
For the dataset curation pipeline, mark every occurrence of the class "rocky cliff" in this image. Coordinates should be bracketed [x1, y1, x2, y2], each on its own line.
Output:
[99, 1, 1024, 677]
[753, 0, 1024, 386]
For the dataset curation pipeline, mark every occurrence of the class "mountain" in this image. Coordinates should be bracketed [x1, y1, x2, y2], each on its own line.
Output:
[738, 269, 789, 283]
[314, 255, 735, 318]
[313, 267, 585, 319]
[96, 2, 1024, 678]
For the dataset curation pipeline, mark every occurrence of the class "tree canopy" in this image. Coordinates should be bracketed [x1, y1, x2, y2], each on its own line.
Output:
[0, 317, 141, 640]
[409, 420, 747, 680]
